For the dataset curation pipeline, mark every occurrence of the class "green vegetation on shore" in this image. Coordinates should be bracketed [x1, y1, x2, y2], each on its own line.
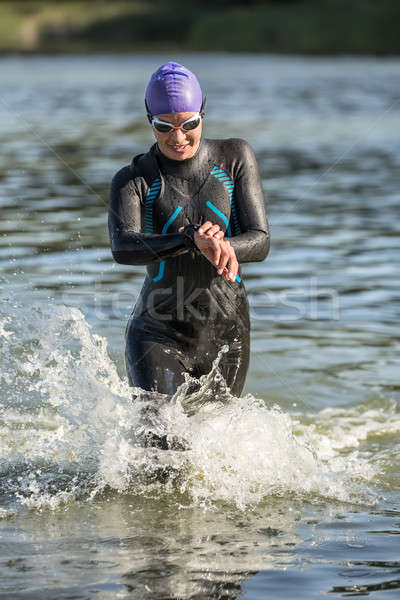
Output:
[1, 0, 399, 55]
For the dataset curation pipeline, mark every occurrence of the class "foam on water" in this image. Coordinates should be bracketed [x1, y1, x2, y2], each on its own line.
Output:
[1, 301, 396, 512]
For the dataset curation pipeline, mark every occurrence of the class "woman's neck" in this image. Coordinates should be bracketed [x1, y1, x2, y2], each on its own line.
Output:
[155, 138, 206, 178]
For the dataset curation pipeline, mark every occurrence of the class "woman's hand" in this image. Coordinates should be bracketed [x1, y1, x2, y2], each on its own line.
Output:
[179, 221, 239, 282]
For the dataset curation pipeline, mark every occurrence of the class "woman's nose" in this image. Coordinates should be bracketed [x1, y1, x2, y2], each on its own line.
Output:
[170, 128, 187, 143]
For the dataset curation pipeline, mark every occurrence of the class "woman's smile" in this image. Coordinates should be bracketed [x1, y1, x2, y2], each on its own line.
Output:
[153, 112, 202, 161]
[169, 143, 189, 154]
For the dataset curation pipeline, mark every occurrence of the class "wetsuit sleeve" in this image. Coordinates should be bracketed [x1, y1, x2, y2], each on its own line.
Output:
[228, 139, 270, 263]
[108, 166, 195, 266]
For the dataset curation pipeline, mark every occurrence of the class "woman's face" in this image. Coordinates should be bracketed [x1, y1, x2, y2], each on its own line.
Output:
[152, 112, 202, 161]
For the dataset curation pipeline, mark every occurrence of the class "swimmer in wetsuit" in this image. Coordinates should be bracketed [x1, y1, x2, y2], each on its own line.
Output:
[109, 62, 270, 403]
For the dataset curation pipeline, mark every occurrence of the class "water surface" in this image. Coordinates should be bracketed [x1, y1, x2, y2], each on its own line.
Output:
[0, 54, 399, 599]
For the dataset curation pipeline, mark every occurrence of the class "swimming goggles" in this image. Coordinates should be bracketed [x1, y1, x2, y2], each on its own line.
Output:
[151, 113, 202, 133]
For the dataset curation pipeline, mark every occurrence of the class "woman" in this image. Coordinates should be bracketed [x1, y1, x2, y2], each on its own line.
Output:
[109, 61, 269, 406]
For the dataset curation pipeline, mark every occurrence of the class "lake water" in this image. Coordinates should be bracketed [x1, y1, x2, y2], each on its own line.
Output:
[0, 53, 399, 599]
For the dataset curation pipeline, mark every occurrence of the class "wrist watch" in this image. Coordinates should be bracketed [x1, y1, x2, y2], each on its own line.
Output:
[182, 223, 202, 253]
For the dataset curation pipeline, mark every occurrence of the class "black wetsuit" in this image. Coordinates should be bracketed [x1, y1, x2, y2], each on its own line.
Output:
[109, 137, 269, 398]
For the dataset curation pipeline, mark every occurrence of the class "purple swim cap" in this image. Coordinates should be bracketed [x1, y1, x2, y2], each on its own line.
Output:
[145, 61, 203, 117]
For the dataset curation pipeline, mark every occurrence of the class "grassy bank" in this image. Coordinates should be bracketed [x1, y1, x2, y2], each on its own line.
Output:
[1, 0, 399, 55]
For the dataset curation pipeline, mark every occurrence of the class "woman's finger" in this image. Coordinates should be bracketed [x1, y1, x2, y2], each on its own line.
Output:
[213, 238, 222, 266]
[217, 240, 230, 275]
[198, 221, 213, 235]
[205, 224, 220, 237]
[225, 246, 239, 282]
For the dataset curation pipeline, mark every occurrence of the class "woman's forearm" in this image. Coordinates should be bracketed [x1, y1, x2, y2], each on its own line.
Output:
[110, 230, 191, 266]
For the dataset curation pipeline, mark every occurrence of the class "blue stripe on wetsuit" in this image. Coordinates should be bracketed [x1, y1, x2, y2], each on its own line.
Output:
[208, 168, 242, 284]
[153, 205, 183, 282]
[206, 200, 232, 237]
[210, 165, 241, 237]
[144, 178, 162, 234]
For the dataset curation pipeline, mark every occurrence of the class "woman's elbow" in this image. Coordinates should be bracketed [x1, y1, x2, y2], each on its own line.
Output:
[111, 247, 154, 266]
[260, 232, 270, 261]
[111, 249, 131, 265]
[110, 234, 142, 265]
[254, 230, 270, 262]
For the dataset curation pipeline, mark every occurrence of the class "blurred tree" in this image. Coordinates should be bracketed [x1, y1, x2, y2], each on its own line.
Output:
[0, 0, 399, 54]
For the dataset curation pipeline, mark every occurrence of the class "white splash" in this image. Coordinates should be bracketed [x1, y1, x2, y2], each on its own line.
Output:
[0, 300, 391, 512]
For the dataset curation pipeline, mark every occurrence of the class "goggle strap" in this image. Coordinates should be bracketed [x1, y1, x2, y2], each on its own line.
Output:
[200, 95, 206, 117]
[145, 98, 153, 124]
